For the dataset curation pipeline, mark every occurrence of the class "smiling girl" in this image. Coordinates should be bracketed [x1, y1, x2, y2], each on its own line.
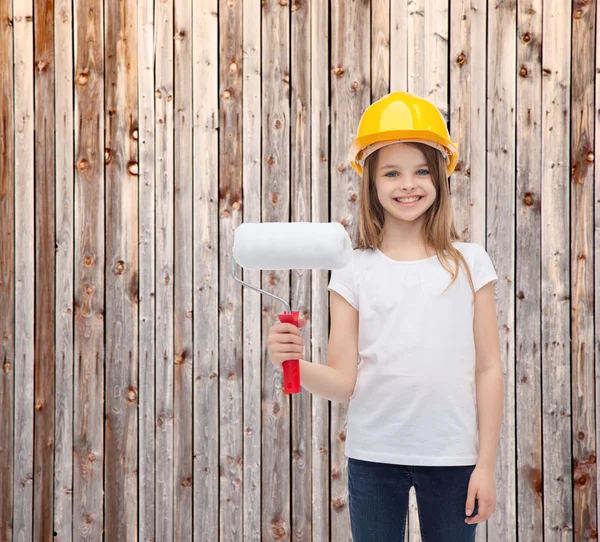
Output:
[267, 91, 504, 541]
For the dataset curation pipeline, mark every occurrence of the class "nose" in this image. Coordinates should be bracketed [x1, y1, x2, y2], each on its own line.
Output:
[399, 175, 416, 191]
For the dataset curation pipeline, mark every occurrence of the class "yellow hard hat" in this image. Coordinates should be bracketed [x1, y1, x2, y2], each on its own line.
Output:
[348, 91, 459, 177]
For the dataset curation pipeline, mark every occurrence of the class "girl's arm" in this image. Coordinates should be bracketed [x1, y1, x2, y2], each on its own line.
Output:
[300, 290, 359, 403]
[473, 280, 504, 470]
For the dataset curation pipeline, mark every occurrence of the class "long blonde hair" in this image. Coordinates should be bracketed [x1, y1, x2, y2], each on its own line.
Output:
[355, 142, 475, 294]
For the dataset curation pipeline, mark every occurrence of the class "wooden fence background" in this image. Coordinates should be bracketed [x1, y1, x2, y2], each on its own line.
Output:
[0, 0, 598, 540]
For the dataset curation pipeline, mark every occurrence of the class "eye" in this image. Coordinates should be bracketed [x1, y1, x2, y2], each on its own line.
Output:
[384, 171, 399, 177]
[416, 169, 430, 176]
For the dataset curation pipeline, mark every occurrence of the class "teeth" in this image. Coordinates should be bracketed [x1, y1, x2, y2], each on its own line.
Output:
[395, 196, 421, 203]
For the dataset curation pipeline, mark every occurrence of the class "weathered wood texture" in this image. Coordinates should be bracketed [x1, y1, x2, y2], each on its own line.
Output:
[0, 0, 15, 539]
[104, 0, 138, 540]
[1, 1, 599, 541]
[516, 1, 543, 541]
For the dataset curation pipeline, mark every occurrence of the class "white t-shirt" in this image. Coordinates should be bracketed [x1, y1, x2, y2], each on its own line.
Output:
[327, 242, 498, 466]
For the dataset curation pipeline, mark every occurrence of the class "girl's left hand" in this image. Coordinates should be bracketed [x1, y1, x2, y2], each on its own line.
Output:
[464, 465, 496, 524]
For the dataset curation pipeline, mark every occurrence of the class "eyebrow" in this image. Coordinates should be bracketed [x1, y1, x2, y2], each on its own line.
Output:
[380, 163, 429, 170]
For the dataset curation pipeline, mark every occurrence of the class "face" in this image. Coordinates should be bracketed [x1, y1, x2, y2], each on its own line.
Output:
[373, 143, 437, 224]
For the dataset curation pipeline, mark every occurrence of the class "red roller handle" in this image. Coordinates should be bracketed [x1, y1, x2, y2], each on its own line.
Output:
[277, 311, 301, 394]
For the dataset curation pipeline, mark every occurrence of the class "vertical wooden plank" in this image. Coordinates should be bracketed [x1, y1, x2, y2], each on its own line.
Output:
[104, 0, 138, 539]
[194, 0, 219, 539]
[154, 0, 175, 536]
[261, 1, 290, 539]
[571, 1, 597, 539]
[173, 0, 193, 539]
[486, 1, 517, 541]
[595, 0, 600, 536]
[54, 0, 74, 539]
[390, 0, 408, 92]
[73, 0, 104, 537]
[33, 0, 55, 539]
[449, 0, 487, 245]
[219, 0, 243, 538]
[541, 1, 573, 539]
[0, 0, 14, 538]
[291, 0, 311, 539]
[13, 0, 35, 538]
[138, 0, 155, 537]
[371, 0, 389, 101]
[310, 0, 330, 539]
[330, 1, 369, 540]
[515, 0, 543, 540]
[407, 0, 425, 98]
[241, 0, 261, 540]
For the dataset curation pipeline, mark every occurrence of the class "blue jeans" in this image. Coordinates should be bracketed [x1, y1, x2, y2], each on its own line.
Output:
[348, 457, 479, 541]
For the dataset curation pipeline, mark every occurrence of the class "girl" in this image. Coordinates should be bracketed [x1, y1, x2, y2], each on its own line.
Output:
[267, 91, 504, 541]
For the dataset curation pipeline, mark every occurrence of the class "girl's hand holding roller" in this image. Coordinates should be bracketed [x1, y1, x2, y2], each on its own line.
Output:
[267, 319, 307, 371]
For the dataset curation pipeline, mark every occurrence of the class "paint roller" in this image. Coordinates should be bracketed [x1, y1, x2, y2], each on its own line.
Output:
[232, 222, 353, 394]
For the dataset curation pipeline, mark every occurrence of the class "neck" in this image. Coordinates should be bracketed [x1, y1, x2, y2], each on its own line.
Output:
[380, 215, 428, 254]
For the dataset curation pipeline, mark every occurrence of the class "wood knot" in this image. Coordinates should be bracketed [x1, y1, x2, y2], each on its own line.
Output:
[333, 66, 344, 76]
[229, 61, 238, 72]
[126, 386, 137, 403]
[454, 162, 462, 171]
[271, 191, 278, 204]
[586, 152, 594, 162]
[579, 475, 586, 485]
[337, 163, 345, 172]
[282, 72, 290, 84]
[338, 430, 346, 441]
[104, 148, 112, 164]
[351, 81, 359, 89]
[85, 285, 95, 295]
[272, 402, 280, 415]
[574, 8, 583, 19]
[332, 498, 345, 512]
[232, 201, 241, 211]
[519, 66, 528, 77]
[127, 161, 139, 176]
[77, 159, 89, 171]
[270, 519, 287, 539]
[88, 453, 96, 462]
[35, 401, 43, 411]
[274, 119, 282, 129]
[523, 32, 531, 43]
[182, 477, 192, 487]
[3, 362, 11, 374]
[37, 60, 49, 71]
[578, 431, 585, 440]
[267, 156, 276, 166]
[222, 89, 231, 100]
[456, 52, 466, 65]
[76, 73, 89, 86]
[115, 260, 125, 274]
[523, 192, 534, 206]
[517, 291, 525, 300]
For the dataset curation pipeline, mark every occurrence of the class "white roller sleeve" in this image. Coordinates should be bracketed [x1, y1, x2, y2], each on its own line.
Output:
[232, 221, 352, 270]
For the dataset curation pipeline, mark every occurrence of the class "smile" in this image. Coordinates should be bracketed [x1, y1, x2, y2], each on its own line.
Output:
[393, 196, 422, 207]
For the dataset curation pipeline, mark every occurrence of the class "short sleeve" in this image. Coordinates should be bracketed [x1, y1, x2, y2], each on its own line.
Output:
[472, 244, 498, 292]
[327, 251, 358, 310]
